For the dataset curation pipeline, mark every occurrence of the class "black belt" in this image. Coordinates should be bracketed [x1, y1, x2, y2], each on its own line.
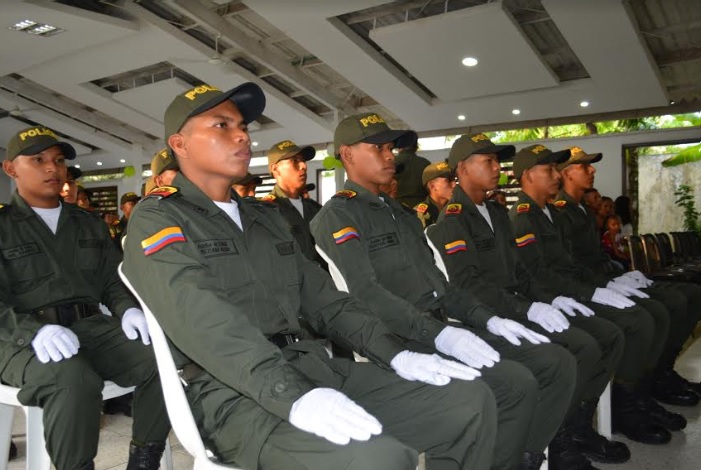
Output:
[425, 308, 447, 323]
[178, 333, 300, 385]
[33, 303, 101, 327]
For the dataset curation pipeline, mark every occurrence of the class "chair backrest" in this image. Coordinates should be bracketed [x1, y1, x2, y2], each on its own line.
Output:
[641, 234, 663, 272]
[654, 233, 674, 267]
[627, 235, 649, 273]
[117, 263, 210, 462]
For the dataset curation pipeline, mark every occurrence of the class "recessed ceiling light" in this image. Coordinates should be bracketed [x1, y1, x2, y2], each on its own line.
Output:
[458, 115, 466, 121]
[462, 57, 478, 67]
[670, 100, 676, 105]
[252, 142, 259, 147]
[74, 164, 80, 168]
[512, 109, 521, 115]
[96, 161, 103, 166]
[119, 159, 126, 163]
[9, 19, 64, 37]
[580, 101, 590, 107]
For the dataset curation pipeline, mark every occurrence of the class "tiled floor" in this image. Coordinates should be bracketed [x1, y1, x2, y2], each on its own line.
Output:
[7, 337, 701, 470]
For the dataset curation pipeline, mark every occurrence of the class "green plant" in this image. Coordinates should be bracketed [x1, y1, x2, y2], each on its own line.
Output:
[673, 184, 701, 233]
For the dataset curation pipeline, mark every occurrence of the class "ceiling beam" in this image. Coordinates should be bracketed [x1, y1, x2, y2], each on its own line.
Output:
[657, 47, 701, 67]
[166, 0, 355, 115]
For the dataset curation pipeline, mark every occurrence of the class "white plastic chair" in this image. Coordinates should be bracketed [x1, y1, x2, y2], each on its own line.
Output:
[423, 227, 612, 439]
[0, 380, 172, 470]
[118, 263, 241, 470]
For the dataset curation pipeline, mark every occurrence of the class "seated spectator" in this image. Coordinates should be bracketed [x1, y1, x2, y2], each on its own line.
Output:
[615, 195, 634, 236]
[488, 189, 507, 208]
[601, 215, 630, 270]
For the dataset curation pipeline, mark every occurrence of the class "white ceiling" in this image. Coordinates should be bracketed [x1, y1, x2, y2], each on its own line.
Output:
[0, 0, 697, 174]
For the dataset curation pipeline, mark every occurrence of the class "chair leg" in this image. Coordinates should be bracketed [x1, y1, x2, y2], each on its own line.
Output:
[24, 406, 51, 470]
[0, 403, 15, 470]
[596, 382, 612, 439]
[160, 438, 173, 470]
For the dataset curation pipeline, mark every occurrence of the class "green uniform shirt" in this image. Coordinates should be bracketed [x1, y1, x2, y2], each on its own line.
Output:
[0, 191, 137, 372]
[394, 150, 430, 208]
[552, 190, 614, 286]
[262, 184, 324, 266]
[310, 181, 494, 349]
[508, 191, 598, 302]
[413, 196, 440, 229]
[427, 186, 558, 321]
[123, 174, 405, 421]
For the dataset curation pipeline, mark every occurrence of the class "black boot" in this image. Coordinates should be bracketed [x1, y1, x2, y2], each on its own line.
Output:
[636, 395, 687, 431]
[666, 369, 701, 397]
[126, 441, 166, 470]
[611, 383, 671, 444]
[570, 400, 630, 463]
[519, 451, 546, 470]
[548, 425, 598, 470]
[652, 370, 699, 406]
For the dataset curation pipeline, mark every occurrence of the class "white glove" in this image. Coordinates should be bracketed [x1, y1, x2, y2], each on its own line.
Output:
[606, 280, 649, 299]
[623, 270, 654, 287]
[591, 287, 635, 309]
[526, 302, 570, 333]
[486, 317, 550, 346]
[121, 308, 151, 345]
[551, 296, 595, 317]
[613, 275, 647, 289]
[434, 326, 500, 369]
[32, 325, 80, 363]
[289, 388, 382, 445]
[391, 351, 481, 386]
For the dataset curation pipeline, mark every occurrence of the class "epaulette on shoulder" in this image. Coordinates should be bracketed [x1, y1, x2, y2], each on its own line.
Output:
[445, 203, 462, 215]
[516, 203, 530, 213]
[145, 186, 179, 200]
[414, 202, 428, 214]
[332, 189, 357, 199]
[259, 194, 276, 203]
[553, 200, 567, 208]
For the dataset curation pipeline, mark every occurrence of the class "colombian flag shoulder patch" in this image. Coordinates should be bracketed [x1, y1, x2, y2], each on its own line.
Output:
[445, 203, 462, 215]
[554, 200, 567, 207]
[445, 239, 467, 254]
[141, 227, 186, 255]
[414, 203, 428, 214]
[333, 226, 359, 244]
[515, 233, 536, 248]
[516, 203, 530, 213]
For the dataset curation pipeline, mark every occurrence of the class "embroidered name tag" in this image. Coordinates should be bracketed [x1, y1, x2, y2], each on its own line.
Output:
[2, 243, 40, 260]
[368, 232, 399, 252]
[474, 238, 495, 251]
[78, 239, 103, 249]
[197, 239, 237, 258]
[276, 242, 295, 256]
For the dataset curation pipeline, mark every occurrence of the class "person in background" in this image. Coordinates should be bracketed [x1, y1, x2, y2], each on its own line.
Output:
[76, 186, 93, 211]
[602, 215, 631, 270]
[60, 166, 82, 204]
[145, 148, 178, 195]
[231, 172, 262, 198]
[488, 190, 508, 208]
[413, 161, 454, 228]
[615, 196, 634, 236]
[394, 143, 430, 207]
[301, 182, 315, 199]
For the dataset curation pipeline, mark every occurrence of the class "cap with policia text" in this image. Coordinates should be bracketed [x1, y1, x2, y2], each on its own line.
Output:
[512, 144, 571, 179]
[268, 140, 315, 166]
[422, 161, 452, 186]
[334, 113, 417, 157]
[447, 133, 515, 170]
[164, 82, 266, 144]
[151, 148, 178, 176]
[120, 192, 140, 206]
[232, 172, 263, 186]
[6, 126, 77, 161]
[556, 146, 603, 171]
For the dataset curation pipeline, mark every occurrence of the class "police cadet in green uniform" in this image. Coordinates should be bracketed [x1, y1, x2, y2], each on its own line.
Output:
[554, 147, 701, 404]
[0, 126, 170, 470]
[123, 82, 498, 470]
[509, 144, 685, 445]
[262, 140, 324, 264]
[232, 172, 262, 198]
[311, 112, 577, 470]
[145, 148, 179, 195]
[426, 137, 628, 468]
[413, 161, 454, 229]
[394, 143, 431, 207]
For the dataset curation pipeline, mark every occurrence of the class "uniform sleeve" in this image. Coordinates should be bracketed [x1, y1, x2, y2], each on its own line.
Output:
[95, 219, 139, 317]
[311, 206, 445, 348]
[123, 203, 314, 421]
[510, 212, 596, 303]
[426, 219, 531, 321]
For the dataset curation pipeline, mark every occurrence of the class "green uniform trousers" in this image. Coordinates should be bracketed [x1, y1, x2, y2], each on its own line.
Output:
[187, 343, 498, 470]
[410, 324, 576, 469]
[584, 301, 666, 384]
[0, 315, 170, 470]
[531, 316, 623, 417]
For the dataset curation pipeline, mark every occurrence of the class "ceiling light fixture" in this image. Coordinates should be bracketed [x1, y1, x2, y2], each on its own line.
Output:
[580, 101, 590, 107]
[119, 159, 126, 163]
[96, 161, 103, 166]
[252, 142, 259, 147]
[458, 115, 466, 121]
[74, 164, 80, 168]
[9, 19, 64, 37]
[462, 57, 478, 67]
[512, 109, 521, 115]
